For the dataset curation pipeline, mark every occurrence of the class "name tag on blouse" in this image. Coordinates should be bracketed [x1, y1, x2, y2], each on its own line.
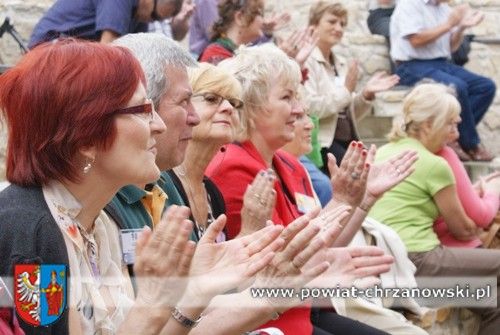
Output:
[120, 228, 143, 265]
[295, 192, 317, 214]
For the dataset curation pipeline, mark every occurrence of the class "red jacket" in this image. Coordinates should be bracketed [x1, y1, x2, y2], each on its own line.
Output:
[206, 141, 316, 334]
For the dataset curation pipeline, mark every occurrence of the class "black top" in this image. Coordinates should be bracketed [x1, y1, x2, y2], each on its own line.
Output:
[0, 184, 70, 335]
[167, 171, 226, 240]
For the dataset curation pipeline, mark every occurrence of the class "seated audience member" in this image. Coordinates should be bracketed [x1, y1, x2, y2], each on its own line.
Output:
[390, 0, 496, 161]
[189, 0, 290, 58]
[110, 33, 200, 234]
[149, 0, 196, 41]
[303, 1, 399, 169]
[198, 0, 264, 64]
[0, 38, 284, 335]
[369, 83, 500, 335]
[170, 62, 277, 240]
[433, 115, 500, 248]
[29, 0, 183, 47]
[281, 104, 333, 207]
[367, 0, 395, 43]
[207, 42, 418, 335]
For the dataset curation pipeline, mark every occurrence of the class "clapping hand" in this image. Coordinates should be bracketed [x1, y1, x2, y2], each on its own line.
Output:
[240, 169, 277, 237]
[185, 214, 285, 306]
[327, 141, 370, 208]
[362, 72, 400, 101]
[344, 60, 359, 93]
[460, 8, 484, 28]
[362, 145, 418, 206]
[134, 205, 196, 308]
[262, 12, 291, 35]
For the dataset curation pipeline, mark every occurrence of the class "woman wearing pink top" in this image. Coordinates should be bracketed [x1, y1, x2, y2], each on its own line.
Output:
[433, 117, 500, 247]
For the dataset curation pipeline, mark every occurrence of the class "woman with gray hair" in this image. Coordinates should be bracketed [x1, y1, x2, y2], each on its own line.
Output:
[369, 83, 500, 335]
[206, 43, 415, 335]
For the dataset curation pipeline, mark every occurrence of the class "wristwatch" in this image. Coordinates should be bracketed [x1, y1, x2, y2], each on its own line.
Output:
[171, 307, 202, 328]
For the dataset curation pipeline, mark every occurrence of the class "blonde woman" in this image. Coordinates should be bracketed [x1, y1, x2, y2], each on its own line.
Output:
[369, 83, 500, 335]
[303, 1, 399, 169]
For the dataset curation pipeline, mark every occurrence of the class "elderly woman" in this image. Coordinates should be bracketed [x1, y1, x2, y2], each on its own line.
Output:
[303, 1, 399, 168]
[206, 43, 418, 335]
[199, 0, 264, 64]
[369, 83, 500, 335]
[433, 114, 500, 248]
[0, 40, 282, 335]
[169, 62, 276, 240]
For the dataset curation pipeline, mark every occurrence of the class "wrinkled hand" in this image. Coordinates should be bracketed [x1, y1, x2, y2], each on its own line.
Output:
[240, 169, 277, 237]
[459, 9, 484, 29]
[134, 205, 196, 308]
[262, 12, 291, 35]
[186, 215, 284, 305]
[305, 246, 394, 291]
[312, 205, 351, 246]
[328, 141, 370, 208]
[362, 72, 400, 101]
[344, 60, 359, 93]
[253, 209, 330, 312]
[363, 145, 418, 205]
[294, 27, 320, 68]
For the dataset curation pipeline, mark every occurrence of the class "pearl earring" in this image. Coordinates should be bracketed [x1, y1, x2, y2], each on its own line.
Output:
[83, 158, 94, 174]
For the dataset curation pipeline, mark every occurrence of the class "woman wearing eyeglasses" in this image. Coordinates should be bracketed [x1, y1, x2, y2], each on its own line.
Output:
[169, 62, 276, 241]
[199, 0, 264, 65]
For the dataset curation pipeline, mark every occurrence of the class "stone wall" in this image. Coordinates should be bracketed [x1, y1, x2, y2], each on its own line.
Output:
[1, 0, 500, 181]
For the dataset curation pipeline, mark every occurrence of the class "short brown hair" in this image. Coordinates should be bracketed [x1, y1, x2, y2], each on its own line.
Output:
[309, 1, 348, 26]
[211, 0, 264, 40]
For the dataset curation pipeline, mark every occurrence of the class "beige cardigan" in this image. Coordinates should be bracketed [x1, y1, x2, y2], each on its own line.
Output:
[301, 47, 372, 148]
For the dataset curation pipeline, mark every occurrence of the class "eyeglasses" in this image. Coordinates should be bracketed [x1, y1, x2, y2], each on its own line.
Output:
[192, 92, 244, 110]
[113, 100, 156, 122]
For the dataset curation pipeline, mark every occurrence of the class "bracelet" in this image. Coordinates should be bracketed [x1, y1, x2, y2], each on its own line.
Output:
[171, 307, 202, 328]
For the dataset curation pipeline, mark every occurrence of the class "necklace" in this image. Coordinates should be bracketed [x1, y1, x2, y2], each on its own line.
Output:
[175, 168, 211, 239]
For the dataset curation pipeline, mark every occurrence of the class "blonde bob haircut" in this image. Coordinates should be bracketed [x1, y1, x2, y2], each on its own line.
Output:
[188, 62, 242, 101]
[388, 82, 461, 141]
[309, 1, 348, 26]
[218, 43, 301, 141]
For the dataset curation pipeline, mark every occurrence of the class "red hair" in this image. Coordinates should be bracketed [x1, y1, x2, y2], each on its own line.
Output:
[0, 39, 145, 186]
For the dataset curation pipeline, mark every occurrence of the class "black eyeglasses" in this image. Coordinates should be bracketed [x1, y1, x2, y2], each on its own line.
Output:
[192, 92, 244, 110]
[113, 100, 156, 122]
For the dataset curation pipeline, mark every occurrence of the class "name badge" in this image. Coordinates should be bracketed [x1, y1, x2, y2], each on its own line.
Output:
[295, 192, 317, 214]
[120, 228, 143, 265]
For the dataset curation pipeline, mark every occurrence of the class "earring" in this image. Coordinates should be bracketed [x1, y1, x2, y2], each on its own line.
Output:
[83, 158, 94, 174]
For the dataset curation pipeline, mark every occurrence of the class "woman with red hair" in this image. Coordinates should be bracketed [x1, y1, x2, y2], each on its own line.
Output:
[0, 39, 284, 335]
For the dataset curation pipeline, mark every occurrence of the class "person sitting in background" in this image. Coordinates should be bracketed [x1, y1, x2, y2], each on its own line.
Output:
[369, 83, 500, 335]
[29, 0, 183, 47]
[189, 0, 290, 58]
[433, 112, 500, 248]
[390, 0, 496, 161]
[281, 103, 333, 207]
[302, 1, 399, 170]
[198, 0, 265, 64]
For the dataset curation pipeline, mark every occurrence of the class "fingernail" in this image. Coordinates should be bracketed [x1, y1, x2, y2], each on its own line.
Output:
[357, 142, 363, 148]
[259, 170, 266, 176]
[351, 141, 357, 147]
[362, 150, 367, 156]
[365, 163, 370, 168]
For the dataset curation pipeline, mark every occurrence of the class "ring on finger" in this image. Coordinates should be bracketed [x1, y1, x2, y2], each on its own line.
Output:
[395, 168, 401, 175]
[253, 194, 260, 200]
[291, 260, 301, 271]
[351, 172, 360, 180]
[259, 198, 266, 205]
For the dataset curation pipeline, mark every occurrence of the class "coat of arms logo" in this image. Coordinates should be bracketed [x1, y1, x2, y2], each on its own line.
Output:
[14, 264, 66, 326]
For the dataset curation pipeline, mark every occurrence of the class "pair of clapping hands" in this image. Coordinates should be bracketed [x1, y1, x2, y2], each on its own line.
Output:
[131, 204, 393, 320]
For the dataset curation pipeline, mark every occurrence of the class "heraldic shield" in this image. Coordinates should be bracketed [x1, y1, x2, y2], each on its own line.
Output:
[14, 264, 67, 326]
